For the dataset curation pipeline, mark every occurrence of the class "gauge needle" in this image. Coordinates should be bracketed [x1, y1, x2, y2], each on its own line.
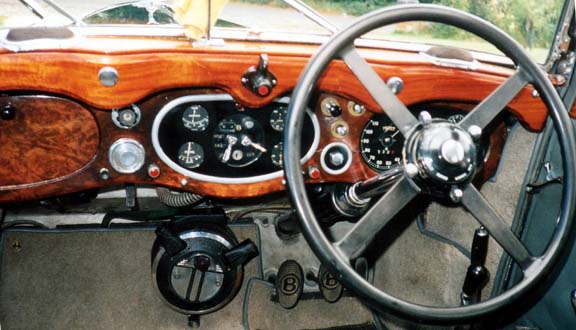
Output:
[391, 130, 400, 138]
[241, 136, 267, 152]
[222, 135, 237, 163]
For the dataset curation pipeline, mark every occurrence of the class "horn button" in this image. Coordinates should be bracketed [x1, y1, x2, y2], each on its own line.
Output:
[406, 121, 477, 185]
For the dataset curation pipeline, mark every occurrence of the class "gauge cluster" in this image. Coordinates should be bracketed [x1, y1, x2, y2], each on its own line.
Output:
[152, 94, 318, 183]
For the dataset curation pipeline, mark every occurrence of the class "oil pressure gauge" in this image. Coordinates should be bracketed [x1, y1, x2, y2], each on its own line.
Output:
[177, 142, 205, 169]
[182, 105, 209, 132]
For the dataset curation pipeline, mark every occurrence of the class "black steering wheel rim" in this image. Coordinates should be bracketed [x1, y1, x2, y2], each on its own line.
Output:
[284, 4, 576, 324]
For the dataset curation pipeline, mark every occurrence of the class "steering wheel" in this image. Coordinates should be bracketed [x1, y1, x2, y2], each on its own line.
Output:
[284, 4, 576, 323]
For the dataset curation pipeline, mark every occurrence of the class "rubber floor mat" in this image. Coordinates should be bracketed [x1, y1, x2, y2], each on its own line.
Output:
[0, 225, 261, 330]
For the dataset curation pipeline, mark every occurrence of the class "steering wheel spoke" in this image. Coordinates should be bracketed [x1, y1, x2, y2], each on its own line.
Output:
[335, 175, 420, 260]
[459, 69, 529, 131]
[339, 46, 419, 137]
[461, 185, 535, 271]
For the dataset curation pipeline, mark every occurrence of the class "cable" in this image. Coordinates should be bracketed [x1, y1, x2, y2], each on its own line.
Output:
[156, 187, 204, 208]
[416, 213, 471, 260]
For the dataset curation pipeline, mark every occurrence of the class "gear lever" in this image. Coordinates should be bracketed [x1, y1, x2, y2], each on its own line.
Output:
[461, 227, 490, 306]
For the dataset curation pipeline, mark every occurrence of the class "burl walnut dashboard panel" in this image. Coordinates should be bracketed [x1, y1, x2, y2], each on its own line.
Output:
[0, 96, 99, 188]
[0, 38, 548, 202]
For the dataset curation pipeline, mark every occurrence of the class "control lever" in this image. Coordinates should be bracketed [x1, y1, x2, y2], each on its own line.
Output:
[223, 239, 259, 270]
[155, 225, 187, 257]
[461, 227, 490, 306]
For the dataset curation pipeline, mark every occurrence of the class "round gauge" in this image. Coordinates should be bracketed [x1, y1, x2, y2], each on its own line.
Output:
[448, 113, 465, 124]
[270, 106, 287, 132]
[360, 116, 403, 172]
[271, 142, 283, 168]
[177, 142, 205, 169]
[212, 114, 266, 168]
[182, 105, 209, 132]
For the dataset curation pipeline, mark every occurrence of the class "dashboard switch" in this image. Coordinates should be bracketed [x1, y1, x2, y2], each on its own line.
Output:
[148, 164, 161, 178]
[241, 54, 277, 97]
[307, 166, 321, 179]
[321, 97, 342, 117]
[320, 142, 352, 175]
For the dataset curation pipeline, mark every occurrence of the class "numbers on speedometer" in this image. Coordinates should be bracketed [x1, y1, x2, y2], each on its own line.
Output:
[360, 116, 403, 172]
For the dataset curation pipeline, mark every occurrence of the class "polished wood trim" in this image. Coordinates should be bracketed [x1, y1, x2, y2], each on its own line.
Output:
[0, 96, 99, 189]
[0, 91, 506, 202]
[0, 43, 546, 130]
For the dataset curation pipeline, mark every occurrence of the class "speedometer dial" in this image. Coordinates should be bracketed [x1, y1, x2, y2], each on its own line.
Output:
[360, 116, 403, 172]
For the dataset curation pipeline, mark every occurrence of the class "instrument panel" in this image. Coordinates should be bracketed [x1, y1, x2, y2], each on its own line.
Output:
[152, 94, 319, 184]
[0, 89, 506, 202]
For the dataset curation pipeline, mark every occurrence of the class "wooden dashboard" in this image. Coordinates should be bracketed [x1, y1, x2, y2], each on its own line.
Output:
[0, 37, 549, 202]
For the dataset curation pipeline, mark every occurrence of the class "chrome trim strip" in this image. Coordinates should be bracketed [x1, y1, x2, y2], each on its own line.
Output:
[419, 51, 480, 70]
[151, 94, 320, 184]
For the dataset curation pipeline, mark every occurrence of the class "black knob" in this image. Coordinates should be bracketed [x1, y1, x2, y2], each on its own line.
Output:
[326, 102, 342, 117]
[1, 104, 15, 120]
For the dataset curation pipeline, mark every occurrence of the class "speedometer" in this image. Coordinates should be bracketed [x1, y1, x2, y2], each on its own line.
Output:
[360, 116, 403, 172]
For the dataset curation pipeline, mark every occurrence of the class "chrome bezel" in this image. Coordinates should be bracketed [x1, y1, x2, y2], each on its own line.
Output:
[108, 138, 145, 174]
[320, 142, 353, 175]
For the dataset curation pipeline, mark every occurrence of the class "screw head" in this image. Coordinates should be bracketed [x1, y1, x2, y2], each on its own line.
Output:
[449, 187, 463, 203]
[467, 125, 482, 141]
[418, 111, 432, 125]
[99, 168, 111, 180]
[180, 178, 188, 186]
[405, 163, 419, 178]
[335, 124, 348, 136]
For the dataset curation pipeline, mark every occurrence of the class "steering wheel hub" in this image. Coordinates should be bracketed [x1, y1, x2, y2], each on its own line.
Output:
[406, 121, 477, 185]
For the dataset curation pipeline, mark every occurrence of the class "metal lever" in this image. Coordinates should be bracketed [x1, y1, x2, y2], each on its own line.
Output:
[241, 54, 278, 97]
[526, 161, 563, 194]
